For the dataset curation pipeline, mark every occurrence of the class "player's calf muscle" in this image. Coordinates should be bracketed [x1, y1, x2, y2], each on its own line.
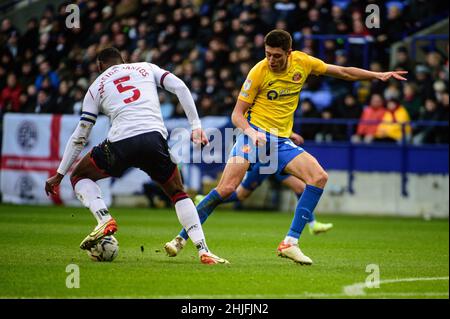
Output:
[160, 174, 189, 203]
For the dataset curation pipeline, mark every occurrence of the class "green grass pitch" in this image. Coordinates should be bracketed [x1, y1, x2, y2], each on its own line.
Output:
[0, 204, 448, 299]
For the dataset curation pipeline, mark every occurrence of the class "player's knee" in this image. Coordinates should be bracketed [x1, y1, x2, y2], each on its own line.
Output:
[239, 192, 250, 200]
[311, 169, 328, 188]
[217, 184, 236, 199]
[237, 187, 251, 200]
[170, 191, 189, 204]
[70, 173, 84, 189]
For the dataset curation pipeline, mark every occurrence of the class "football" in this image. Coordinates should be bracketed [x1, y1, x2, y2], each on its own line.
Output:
[86, 236, 119, 262]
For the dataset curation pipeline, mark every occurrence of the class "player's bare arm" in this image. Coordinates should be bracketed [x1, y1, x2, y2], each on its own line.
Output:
[231, 99, 267, 146]
[324, 64, 408, 82]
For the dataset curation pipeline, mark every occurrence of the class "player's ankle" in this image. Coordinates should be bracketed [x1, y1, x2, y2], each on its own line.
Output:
[283, 236, 298, 245]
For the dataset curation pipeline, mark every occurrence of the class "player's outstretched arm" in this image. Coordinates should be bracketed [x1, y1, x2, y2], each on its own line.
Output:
[324, 64, 408, 82]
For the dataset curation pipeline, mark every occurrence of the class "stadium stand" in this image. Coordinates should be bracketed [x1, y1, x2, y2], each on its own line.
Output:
[0, 1, 448, 146]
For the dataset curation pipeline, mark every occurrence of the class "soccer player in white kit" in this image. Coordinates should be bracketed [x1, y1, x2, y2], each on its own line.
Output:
[45, 47, 229, 264]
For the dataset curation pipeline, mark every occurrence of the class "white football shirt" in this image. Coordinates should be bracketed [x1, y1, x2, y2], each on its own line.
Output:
[57, 62, 201, 175]
[82, 62, 176, 142]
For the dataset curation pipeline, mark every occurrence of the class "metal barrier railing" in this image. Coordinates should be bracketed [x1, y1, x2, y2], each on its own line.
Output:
[295, 118, 448, 145]
[293, 118, 448, 197]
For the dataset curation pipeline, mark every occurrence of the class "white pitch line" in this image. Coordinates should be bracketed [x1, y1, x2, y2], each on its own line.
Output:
[343, 276, 449, 296]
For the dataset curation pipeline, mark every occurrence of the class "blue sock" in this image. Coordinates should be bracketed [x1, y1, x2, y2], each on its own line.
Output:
[295, 192, 316, 226]
[287, 185, 323, 239]
[179, 189, 223, 240]
[296, 192, 315, 223]
[223, 191, 239, 203]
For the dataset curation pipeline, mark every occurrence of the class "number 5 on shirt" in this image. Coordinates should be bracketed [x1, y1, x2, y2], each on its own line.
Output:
[113, 75, 141, 104]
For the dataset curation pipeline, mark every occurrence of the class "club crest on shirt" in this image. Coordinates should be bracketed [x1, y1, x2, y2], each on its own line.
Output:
[292, 72, 302, 82]
[243, 79, 252, 91]
[241, 144, 251, 154]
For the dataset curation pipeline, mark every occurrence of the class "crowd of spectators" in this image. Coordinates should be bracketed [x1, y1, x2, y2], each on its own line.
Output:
[0, 0, 448, 144]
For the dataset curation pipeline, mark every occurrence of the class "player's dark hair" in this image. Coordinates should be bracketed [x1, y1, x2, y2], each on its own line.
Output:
[97, 47, 124, 64]
[264, 29, 292, 52]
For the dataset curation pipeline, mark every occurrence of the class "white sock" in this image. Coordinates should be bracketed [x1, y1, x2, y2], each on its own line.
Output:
[74, 179, 112, 225]
[175, 235, 187, 246]
[174, 198, 209, 255]
[284, 236, 299, 245]
[309, 220, 316, 228]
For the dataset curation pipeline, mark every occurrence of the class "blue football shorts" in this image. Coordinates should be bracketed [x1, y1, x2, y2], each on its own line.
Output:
[230, 124, 304, 187]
